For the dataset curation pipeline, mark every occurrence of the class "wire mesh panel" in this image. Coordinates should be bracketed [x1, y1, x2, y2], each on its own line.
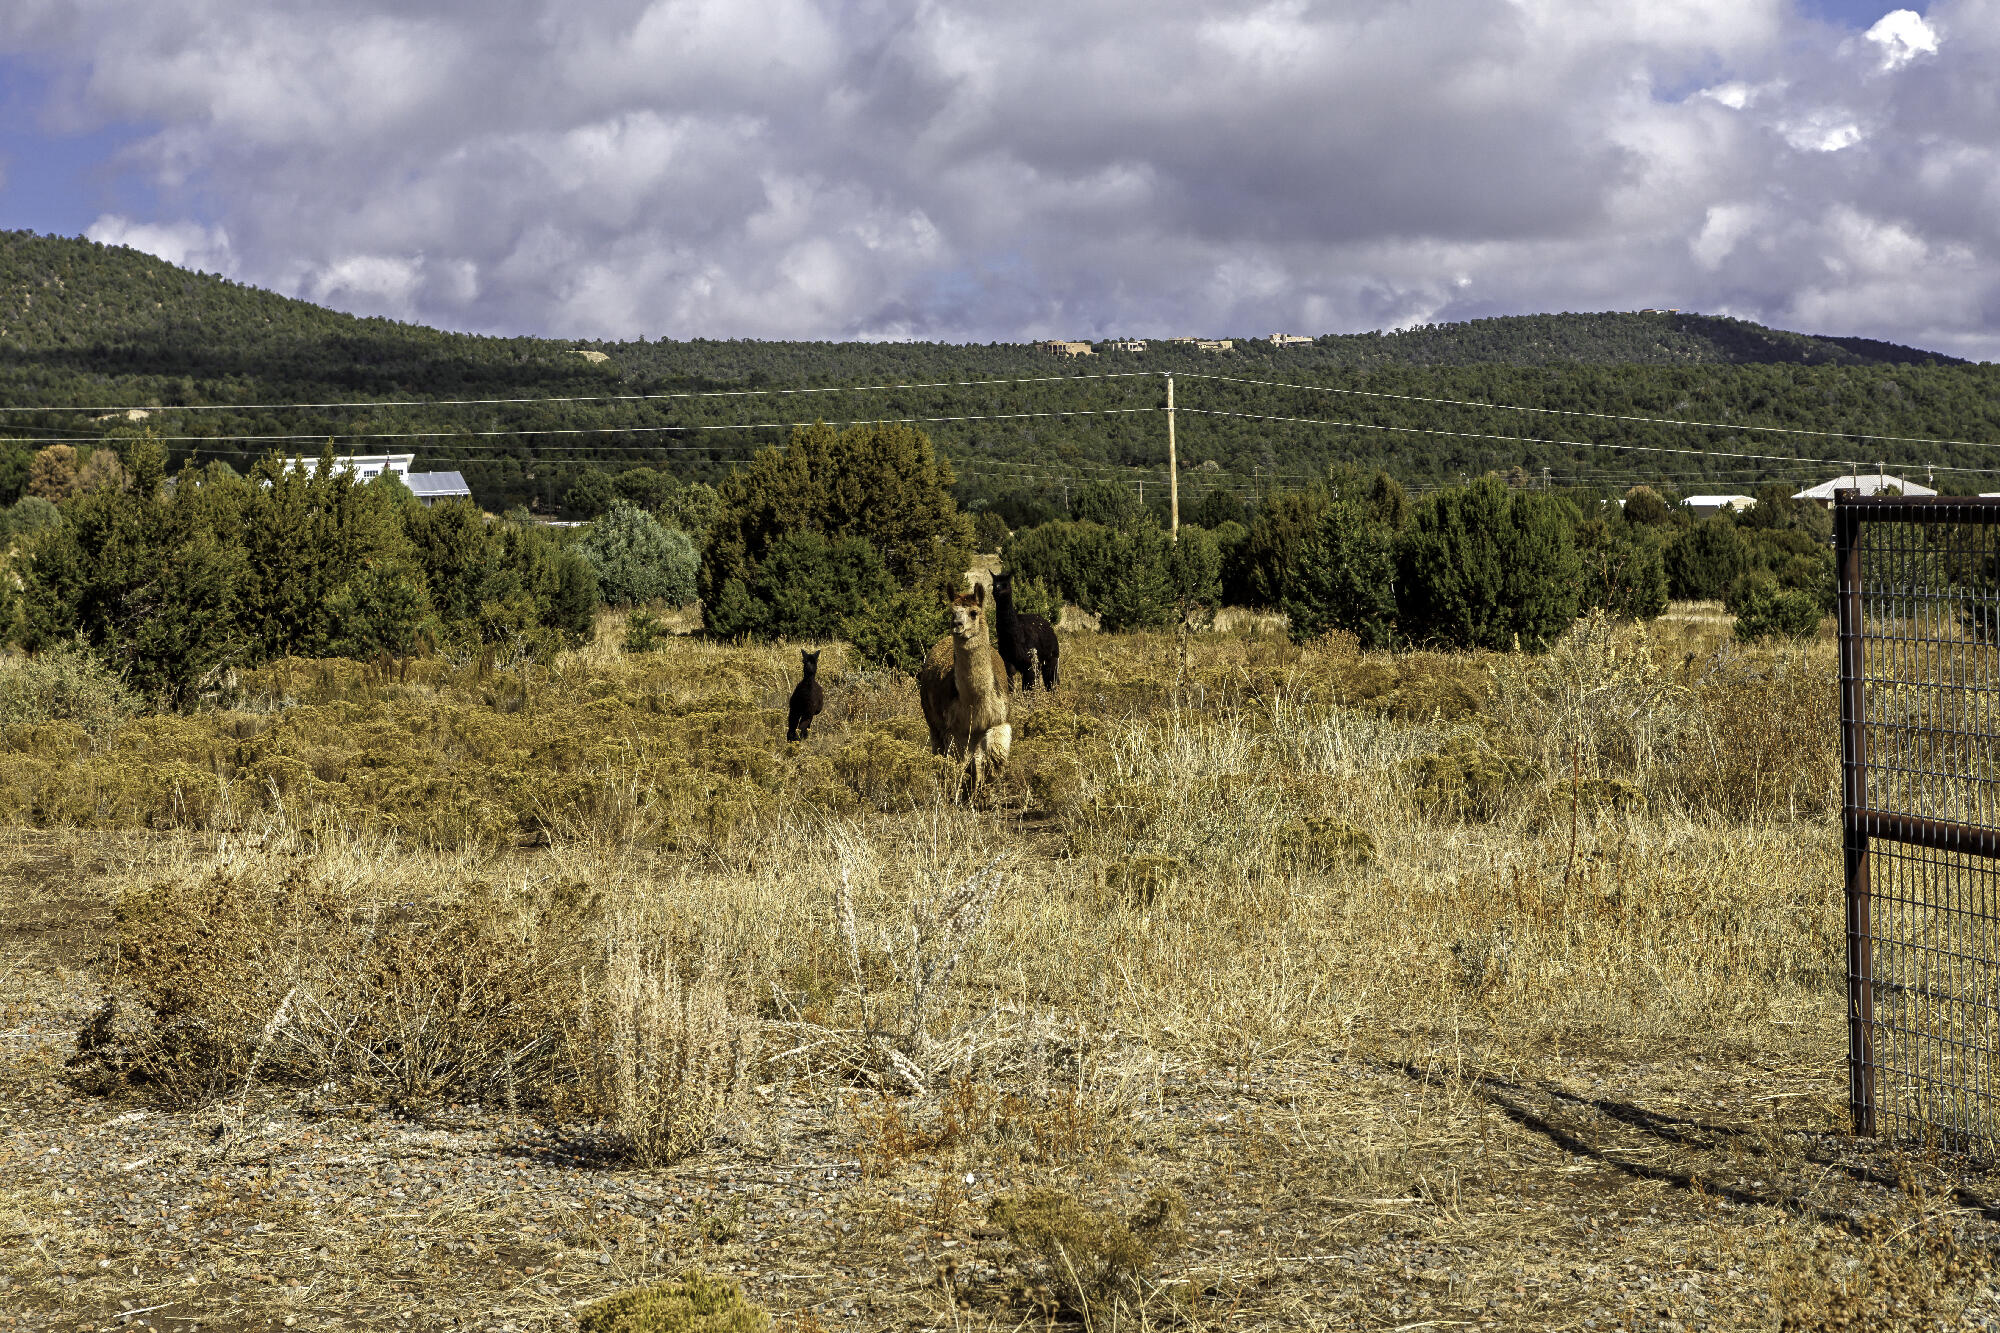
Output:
[1840, 494, 2000, 1150]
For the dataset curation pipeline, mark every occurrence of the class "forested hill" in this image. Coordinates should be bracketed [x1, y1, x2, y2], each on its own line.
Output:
[3, 228, 1997, 515]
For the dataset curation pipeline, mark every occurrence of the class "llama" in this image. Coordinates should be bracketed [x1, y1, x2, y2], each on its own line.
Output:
[991, 570, 1059, 691]
[787, 648, 824, 742]
[917, 586, 1012, 795]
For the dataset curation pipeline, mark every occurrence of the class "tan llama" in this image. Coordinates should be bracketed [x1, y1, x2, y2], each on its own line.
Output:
[917, 585, 1012, 795]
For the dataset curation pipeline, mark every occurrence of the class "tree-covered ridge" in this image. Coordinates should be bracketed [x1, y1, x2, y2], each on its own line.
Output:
[2, 229, 1995, 516]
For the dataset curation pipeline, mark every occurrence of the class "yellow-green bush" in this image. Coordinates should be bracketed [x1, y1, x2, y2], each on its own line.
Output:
[577, 1271, 769, 1333]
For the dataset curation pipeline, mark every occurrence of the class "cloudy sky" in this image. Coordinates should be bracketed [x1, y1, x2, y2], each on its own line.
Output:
[1, 0, 1994, 358]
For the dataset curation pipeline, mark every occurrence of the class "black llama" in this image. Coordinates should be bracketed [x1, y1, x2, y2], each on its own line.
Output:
[787, 649, 824, 742]
[991, 571, 1059, 692]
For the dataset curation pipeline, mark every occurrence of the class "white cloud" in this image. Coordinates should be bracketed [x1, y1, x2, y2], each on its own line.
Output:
[84, 215, 234, 274]
[0, 0, 1988, 358]
[1864, 9, 1939, 70]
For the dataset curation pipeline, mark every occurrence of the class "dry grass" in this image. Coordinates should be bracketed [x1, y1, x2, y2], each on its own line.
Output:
[6, 607, 2000, 1330]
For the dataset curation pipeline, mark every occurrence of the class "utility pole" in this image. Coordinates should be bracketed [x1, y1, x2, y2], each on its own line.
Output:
[1166, 373, 1180, 540]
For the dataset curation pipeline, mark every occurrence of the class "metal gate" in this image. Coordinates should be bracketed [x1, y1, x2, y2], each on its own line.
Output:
[1839, 494, 2000, 1150]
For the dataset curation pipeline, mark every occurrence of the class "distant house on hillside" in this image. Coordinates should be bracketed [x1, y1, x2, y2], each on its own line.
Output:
[1793, 473, 1937, 507]
[1036, 340, 1095, 358]
[1103, 339, 1147, 352]
[291, 453, 473, 507]
[1267, 333, 1313, 346]
[1683, 494, 1755, 518]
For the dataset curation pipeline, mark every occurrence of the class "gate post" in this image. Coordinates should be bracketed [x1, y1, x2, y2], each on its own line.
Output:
[1835, 493, 1876, 1137]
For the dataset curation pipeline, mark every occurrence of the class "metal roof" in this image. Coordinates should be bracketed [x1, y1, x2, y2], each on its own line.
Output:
[403, 470, 471, 500]
[1793, 474, 1937, 501]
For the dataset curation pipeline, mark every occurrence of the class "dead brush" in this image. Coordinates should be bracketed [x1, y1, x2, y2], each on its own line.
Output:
[577, 918, 751, 1167]
[770, 821, 1005, 1096]
[985, 1186, 1188, 1326]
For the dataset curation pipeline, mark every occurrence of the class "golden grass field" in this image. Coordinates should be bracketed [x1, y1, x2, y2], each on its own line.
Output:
[3, 604, 1999, 1331]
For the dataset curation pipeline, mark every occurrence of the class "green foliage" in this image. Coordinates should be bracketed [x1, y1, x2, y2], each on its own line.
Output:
[0, 644, 138, 734]
[1189, 488, 1245, 529]
[323, 562, 436, 660]
[576, 1271, 770, 1333]
[1237, 487, 1332, 610]
[1069, 479, 1146, 531]
[1002, 521, 1127, 611]
[623, 610, 668, 654]
[580, 503, 699, 607]
[1, 495, 59, 544]
[613, 466, 675, 512]
[16, 457, 246, 704]
[701, 420, 972, 609]
[660, 482, 723, 544]
[843, 586, 952, 674]
[987, 1187, 1187, 1323]
[1008, 521, 1219, 633]
[1575, 520, 1668, 620]
[1282, 501, 1398, 647]
[1006, 572, 1062, 625]
[236, 451, 416, 659]
[565, 468, 618, 519]
[1622, 486, 1674, 527]
[0, 439, 28, 506]
[1396, 479, 1583, 652]
[971, 508, 1010, 553]
[1664, 517, 1750, 600]
[1733, 582, 1824, 642]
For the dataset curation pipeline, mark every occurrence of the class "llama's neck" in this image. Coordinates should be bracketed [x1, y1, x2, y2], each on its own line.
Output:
[954, 626, 997, 697]
[993, 589, 1018, 633]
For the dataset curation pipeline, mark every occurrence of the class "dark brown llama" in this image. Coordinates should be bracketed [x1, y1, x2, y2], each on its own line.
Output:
[787, 649, 824, 742]
[991, 570, 1059, 691]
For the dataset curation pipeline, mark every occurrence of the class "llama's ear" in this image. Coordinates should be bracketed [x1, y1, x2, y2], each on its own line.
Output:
[974, 583, 986, 605]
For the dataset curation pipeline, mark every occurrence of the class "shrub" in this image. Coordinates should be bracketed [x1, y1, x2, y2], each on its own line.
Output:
[971, 508, 1010, 553]
[1002, 521, 1126, 611]
[577, 1271, 769, 1333]
[2, 495, 60, 542]
[1237, 486, 1333, 609]
[1575, 519, 1668, 620]
[1069, 479, 1146, 531]
[1622, 485, 1674, 526]
[1664, 517, 1749, 600]
[701, 420, 972, 607]
[580, 503, 699, 607]
[0, 644, 137, 735]
[703, 531, 942, 668]
[1396, 479, 1582, 652]
[324, 561, 436, 660]
[580, 926, 749, 1168]
[624, 609, 669, 654]
[1281, 500, 1397, 647]
[1733, 583, 1823, 642]
[81, 869, 601, 1109]
[565, 468, 618, 519]
[987, 1187, 1187, 1322]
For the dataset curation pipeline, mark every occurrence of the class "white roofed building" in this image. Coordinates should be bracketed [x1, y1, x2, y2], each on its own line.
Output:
[1683, 494, 1755, 518]
[287, 453, 472, 506]
[1792, 473, 1937, 507]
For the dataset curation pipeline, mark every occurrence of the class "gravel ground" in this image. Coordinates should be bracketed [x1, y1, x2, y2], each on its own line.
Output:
[8, 835, 2000, 1330]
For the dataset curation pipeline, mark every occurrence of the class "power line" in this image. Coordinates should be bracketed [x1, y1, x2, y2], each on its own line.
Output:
[5, 405, 1164, 448]
[1177, 371, 2000, 454]
[1176, 406, 2000, 478]
[0, 369, 1162, 416]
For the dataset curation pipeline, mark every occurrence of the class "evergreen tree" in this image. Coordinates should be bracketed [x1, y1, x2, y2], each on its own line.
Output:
[1575, 520, 1668, 620]
[1069, 479, 1146, 532]
[1622, 485, 1674, 527]
[1664, 517, 1750, 600]
[564, 468, 618, 519]
[1396, 478, 1582, 651]
[579, 502, 698, 607]
[28, 445, 79, 502]
[701, 420, 972, 610]
[16, 445, 245, 702]
[1282, 502, 1398, 646]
